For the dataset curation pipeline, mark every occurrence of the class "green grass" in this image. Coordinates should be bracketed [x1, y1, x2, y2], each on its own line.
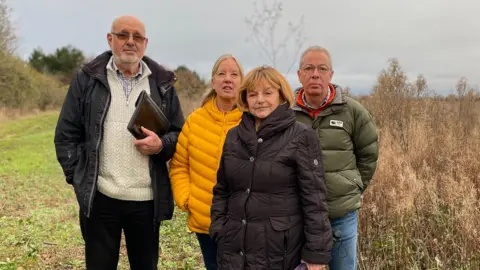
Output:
[0, 112, 204, 269]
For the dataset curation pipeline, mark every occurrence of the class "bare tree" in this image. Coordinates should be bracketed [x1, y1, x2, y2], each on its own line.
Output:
[0, 0, 17, 54]
[245, 0, 306, 75]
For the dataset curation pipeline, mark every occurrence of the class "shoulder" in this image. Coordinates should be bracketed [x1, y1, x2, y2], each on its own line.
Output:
[187, 106, 214, 126]
[142, 55, 176, 86]
[226, 125, 240, 139]
[344, 96, 371, 116]
[221, 126, 240, 153]
[287, 121, 316, 146]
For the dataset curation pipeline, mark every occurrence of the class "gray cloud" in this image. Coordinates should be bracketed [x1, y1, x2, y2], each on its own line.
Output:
[8, 0, 480, 94]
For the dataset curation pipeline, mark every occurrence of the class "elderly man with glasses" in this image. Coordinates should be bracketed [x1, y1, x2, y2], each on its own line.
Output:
[54, 15, 184, 269]
[294, 46, 379, 270]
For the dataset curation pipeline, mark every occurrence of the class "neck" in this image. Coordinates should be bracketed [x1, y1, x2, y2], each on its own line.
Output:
[216, 97, 236, 112]
[114, 58, 140, 79]
[304, 88, 328, 109]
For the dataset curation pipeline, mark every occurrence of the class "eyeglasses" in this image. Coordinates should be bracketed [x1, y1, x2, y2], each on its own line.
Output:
[110, 32, 146, 43]
[301, 64, 331, 74]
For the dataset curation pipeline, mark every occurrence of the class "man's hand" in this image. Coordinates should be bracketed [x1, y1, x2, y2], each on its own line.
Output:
[133, 126, 163, 155]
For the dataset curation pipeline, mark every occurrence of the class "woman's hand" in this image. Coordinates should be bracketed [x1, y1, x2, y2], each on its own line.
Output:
[301, 260, 326, 270]
[305, 263, 326, 270]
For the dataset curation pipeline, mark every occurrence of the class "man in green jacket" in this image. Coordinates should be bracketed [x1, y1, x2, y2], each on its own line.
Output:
[294, 46, 379, 270]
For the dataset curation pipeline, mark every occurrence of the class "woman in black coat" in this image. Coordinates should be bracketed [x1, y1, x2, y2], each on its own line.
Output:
[209, 65, 332, 269]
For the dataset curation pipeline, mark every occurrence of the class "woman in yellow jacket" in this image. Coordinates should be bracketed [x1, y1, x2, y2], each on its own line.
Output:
[169, 53, 244, 270]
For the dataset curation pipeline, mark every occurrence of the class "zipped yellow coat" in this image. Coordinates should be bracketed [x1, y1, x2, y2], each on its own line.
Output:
[169, 97, 242, 234]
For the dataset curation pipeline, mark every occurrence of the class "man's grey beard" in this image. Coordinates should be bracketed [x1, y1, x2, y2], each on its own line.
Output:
[113, 53, 139, 65]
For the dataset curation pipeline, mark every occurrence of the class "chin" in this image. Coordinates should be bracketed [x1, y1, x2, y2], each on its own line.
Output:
[218, 93, 235, 100]
[119, 55, 139, 64]
[305, 88, 325, 96]
[254, 112, 270, 119]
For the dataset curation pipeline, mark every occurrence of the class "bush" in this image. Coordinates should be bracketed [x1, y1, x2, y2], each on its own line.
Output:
[0, 52, 65, 111]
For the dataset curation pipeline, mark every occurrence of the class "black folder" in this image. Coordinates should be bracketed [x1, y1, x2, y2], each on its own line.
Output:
[127, 90, 170, 139]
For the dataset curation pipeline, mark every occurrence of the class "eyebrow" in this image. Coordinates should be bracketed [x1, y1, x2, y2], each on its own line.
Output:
[118, 29, 143, 35]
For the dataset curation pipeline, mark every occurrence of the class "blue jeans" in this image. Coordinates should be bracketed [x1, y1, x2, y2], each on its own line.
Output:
[328, 209, 358, 270]
[196, 233, 217, 270]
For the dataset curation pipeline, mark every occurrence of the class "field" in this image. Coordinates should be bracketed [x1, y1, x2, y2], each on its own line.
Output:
[0, 111, 203, 270]
[1, 95, 479, 270]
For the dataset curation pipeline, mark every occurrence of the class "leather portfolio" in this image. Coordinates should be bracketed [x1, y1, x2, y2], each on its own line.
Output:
[127, 90, 170, 139]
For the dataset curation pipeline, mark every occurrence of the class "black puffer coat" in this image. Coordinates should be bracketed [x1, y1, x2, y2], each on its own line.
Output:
[209, 103, 332, 269]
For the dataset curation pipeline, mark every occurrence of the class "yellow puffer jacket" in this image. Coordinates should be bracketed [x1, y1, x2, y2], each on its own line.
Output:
[169, 97, 242, 234]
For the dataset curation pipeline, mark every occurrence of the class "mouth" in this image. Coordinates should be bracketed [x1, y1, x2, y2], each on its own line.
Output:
[222, 86, 233, 91]
[309, 84, 322, 89]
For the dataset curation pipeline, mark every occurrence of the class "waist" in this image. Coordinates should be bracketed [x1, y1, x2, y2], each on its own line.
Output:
[227, 193, 301, 220]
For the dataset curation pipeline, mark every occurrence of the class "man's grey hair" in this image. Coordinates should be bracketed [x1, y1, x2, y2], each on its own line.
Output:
[299, 46, 333, 69]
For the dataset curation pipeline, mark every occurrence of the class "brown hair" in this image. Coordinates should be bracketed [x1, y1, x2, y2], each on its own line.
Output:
[200, 53, 244, 107]
[237, 65, 294, 112]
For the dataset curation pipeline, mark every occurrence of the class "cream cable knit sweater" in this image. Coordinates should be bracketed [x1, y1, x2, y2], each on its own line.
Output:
[97, 58, 154, 201]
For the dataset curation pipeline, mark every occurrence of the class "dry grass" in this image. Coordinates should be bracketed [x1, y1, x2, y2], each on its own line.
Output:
[357, 93, 480, 269]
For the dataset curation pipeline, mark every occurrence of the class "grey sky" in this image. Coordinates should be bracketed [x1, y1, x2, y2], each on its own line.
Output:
[7, 0, 480, 95]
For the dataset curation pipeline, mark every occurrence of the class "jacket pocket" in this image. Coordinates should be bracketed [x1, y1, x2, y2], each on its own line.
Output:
[338, 170, 363, 190]
[268, 215, 303, 269]
[326, 170, 362, 199]
[72, 143, 88, 187]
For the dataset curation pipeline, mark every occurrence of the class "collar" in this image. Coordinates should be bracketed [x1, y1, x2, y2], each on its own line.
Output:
[203, 96, 243, 124]
[107, 55, 145, 78]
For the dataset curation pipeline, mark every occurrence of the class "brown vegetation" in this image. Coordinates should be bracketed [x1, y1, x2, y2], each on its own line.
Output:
[357, 59, 480, 269]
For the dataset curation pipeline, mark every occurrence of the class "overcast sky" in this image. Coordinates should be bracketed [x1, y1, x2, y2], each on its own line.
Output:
[7, 0, 480, 95]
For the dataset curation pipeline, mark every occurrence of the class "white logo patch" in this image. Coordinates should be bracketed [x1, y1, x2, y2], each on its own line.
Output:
[330, 120, 344, 128]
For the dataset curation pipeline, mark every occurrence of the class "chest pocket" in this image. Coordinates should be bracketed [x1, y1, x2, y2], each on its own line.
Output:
[316, 116, 353, 151]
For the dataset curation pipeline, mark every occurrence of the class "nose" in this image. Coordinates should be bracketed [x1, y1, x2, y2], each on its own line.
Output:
[125, 36, 135, 46]
[256, 93, 265, 103]
[223, 73, 233, 83]
[311, 67, 320, 78]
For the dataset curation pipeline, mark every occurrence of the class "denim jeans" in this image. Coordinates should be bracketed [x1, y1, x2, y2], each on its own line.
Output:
[196, 233, 218, 270]
[328, 209, 358, 270]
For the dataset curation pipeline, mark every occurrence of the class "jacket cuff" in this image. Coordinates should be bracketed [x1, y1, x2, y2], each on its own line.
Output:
[302, 248, 331, 265]
[154, 138, 164, 155]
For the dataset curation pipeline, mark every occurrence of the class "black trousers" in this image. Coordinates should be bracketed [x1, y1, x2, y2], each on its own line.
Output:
[196, 233, 218, 270]
[79, 191, 160, 270]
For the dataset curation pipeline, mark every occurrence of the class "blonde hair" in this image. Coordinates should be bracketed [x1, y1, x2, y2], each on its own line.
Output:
[299, 45, 333, 69]
[237, 65, 295, 112]
[200, 53, 245, 107]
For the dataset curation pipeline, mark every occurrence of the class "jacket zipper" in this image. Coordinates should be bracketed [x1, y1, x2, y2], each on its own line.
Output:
[283, 232, 288, 270]
[86, 88, 111, 217]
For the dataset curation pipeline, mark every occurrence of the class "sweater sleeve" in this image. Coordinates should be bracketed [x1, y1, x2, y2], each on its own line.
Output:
[168, 117, 192, 212]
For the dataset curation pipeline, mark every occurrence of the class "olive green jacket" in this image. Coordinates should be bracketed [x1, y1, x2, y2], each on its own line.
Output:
[294, 85, 379, 219]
